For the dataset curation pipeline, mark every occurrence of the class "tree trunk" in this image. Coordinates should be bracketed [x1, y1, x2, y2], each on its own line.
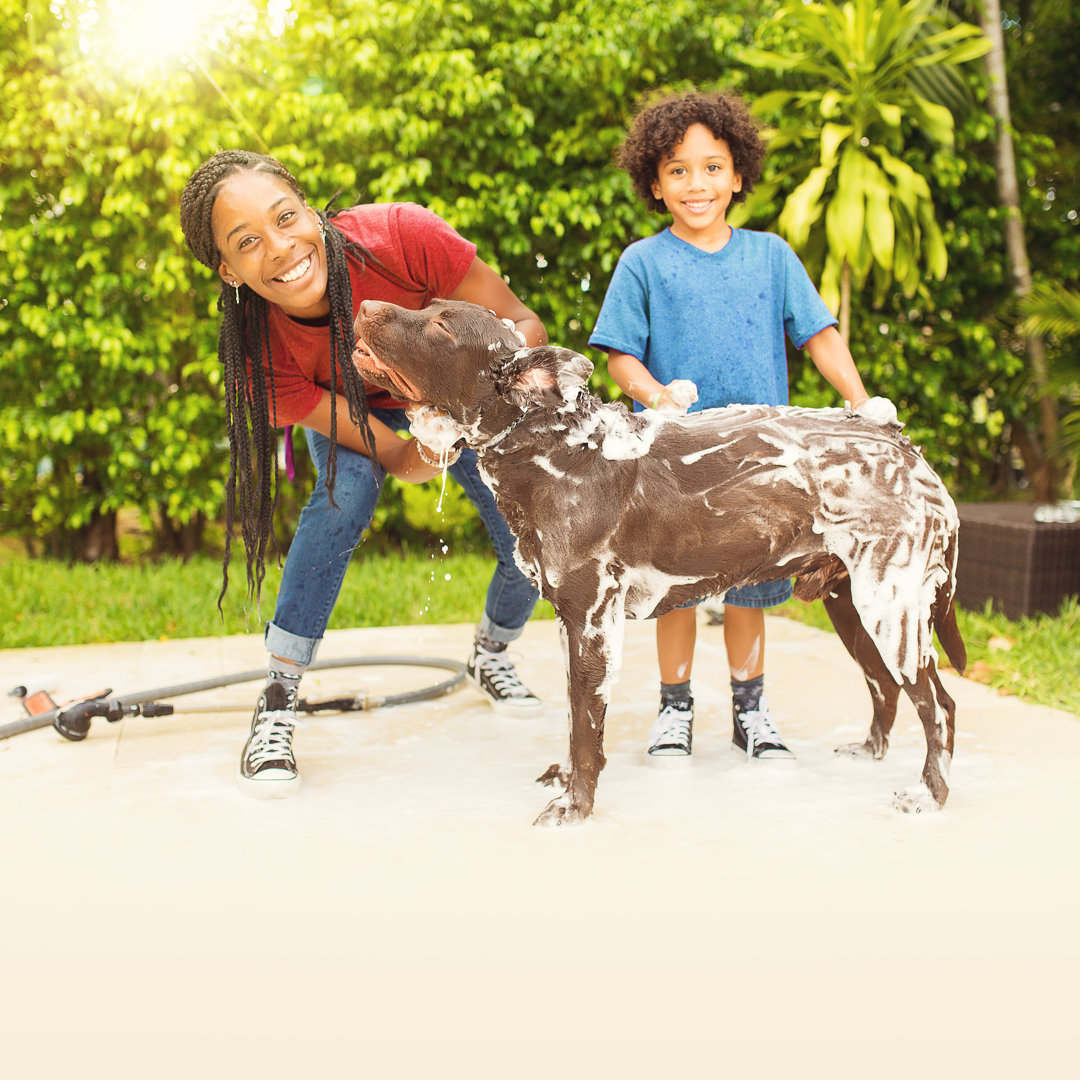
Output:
[45, 508, 119, 563]
[154, 506, 207, 559]
[979, 0, 1060, 499]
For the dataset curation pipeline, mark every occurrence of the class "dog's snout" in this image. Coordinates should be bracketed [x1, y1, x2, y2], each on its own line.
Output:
[358, 299, 389, 319]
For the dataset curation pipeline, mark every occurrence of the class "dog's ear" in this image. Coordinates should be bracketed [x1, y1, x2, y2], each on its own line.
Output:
[494, 346, 593, 410]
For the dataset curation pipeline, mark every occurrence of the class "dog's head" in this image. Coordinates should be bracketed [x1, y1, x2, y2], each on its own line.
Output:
[353, 299, 593, 440]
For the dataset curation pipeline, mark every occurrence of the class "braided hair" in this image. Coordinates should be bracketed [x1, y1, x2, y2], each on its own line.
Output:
[179, 150, 377, 608]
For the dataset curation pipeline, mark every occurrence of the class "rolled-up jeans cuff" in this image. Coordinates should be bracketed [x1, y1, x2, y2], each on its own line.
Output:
[478, 614, 524, 647]
[264, 621, 321, 667]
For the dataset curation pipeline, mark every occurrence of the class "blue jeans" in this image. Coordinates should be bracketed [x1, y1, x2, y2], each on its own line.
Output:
[265, 408, 539, 665]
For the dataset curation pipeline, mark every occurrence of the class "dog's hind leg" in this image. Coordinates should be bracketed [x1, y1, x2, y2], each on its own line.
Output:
[534, 588, 624, 827]
[894, 662, 957, 813]
[822, 579, 901, 759]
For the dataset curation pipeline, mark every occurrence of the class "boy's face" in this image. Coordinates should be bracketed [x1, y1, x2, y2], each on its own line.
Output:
[651, 123, 743, 250]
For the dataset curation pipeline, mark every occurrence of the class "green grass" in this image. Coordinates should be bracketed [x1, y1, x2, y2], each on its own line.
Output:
[0, 540, 554, 648]
[2, 541, 1076, 717]
[777, 595, 1080, 717]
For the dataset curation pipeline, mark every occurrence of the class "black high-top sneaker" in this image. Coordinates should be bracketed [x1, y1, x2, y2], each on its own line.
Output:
[731, 698, 795, 760]
[238, 680, 301, 796]
[467, 636, 542, 715]
[647, 697, 694, 757]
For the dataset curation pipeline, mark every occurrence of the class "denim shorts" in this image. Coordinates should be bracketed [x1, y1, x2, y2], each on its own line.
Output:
[724, 578, 793, 609]
[674, 577, 792, 612]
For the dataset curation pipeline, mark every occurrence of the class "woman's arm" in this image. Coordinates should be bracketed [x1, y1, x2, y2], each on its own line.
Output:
[449, 257, 547, 347]
[299, 390, 444, 483]
[804, 325, 869, 408]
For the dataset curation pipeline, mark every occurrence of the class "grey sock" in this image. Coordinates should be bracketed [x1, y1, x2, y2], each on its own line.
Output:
[661, 680, 692, 706]
[475, 631, 507, 654]
[268, 657, 305, 710]
[731, 674, 764, 718]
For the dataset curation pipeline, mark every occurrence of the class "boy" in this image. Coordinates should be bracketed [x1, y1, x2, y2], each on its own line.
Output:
[589, 89, 871, 760]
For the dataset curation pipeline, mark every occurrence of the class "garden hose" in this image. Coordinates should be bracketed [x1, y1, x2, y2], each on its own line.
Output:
[0, 655, 466, 742]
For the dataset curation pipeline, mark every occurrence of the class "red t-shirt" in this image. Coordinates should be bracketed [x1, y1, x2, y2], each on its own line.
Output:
[260, 202, 477, 426]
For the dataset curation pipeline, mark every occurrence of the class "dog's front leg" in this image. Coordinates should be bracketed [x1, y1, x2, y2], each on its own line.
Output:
[534, 599, 623, 826]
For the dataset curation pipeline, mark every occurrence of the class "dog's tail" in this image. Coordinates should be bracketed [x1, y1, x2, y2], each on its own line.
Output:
[933, 534, 967, 675]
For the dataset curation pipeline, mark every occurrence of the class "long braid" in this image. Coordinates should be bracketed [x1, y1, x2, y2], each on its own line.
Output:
[179, 150, 377, 608]
[313, 207, 378, 495]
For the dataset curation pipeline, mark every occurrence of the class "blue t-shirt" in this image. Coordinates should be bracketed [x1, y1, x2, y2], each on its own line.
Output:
[589, 227, 837, 411]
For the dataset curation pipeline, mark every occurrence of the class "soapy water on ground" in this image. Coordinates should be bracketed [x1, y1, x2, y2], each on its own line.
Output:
[1, 616, 1078, 1076]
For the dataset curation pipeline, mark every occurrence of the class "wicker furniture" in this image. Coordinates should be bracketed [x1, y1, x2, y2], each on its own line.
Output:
[955, 502, 1080, 619]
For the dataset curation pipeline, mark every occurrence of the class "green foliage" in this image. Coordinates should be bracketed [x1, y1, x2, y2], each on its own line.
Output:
[1018, 283, 1080, 489]
[0, 1, 228, 557]
[1, 0, 1079, 564]
[734, 0, 991, 310]
[0, 0, 757, 557]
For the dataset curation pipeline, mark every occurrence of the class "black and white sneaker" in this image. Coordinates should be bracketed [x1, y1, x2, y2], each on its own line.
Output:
[732, 699, 795, 760]
[238, 680, 301, 797]
[467, 644, 542, 715]
[647, 698, 693, 757]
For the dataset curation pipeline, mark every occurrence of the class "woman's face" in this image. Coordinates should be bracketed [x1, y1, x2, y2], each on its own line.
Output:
[212, 170, 329, 319]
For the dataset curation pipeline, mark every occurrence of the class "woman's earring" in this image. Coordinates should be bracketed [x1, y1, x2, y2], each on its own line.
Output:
[229, 280, 240, 305]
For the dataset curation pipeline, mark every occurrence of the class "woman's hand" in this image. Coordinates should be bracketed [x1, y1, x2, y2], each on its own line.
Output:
[299, 390, 448, 483]
[379, 434, 452, 484]
[405, 402, 466, 457]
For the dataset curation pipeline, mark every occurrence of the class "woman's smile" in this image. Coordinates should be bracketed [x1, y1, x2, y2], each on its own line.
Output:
[273, 253, 313, 285]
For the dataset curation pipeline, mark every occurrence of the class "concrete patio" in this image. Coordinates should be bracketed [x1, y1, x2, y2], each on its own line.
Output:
[2, 614, 1078, 1077]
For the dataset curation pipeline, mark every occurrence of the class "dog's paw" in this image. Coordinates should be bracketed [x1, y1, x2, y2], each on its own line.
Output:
[536, 764, 569, 790]
[893, 782, 945, 814]
[533, 795, 591, 827]
[835, 737, 888, 760]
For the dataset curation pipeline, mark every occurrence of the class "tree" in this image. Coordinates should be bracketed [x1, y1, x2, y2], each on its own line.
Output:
[0, 1, 263, 558]
[976, 0, 1065, 498]
[734, 0, 991, 340]
[1019, 282, 1080, 488]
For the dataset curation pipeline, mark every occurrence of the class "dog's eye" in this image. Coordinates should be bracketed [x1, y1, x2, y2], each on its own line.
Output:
[432, 320, 453, 336]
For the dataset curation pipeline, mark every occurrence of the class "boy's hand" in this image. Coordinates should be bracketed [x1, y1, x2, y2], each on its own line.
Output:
[650, 379, 699, 415]
[850, 396, 900, 426]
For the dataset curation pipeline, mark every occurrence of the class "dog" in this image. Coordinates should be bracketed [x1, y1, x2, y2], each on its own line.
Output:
[353, 299, 967, 825]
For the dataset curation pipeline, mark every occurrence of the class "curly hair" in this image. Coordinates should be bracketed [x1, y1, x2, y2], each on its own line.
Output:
[617, 90, 766, 213]
[179, 150, 376, 609]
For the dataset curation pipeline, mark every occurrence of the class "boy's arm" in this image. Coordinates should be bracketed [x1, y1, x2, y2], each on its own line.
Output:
[607, 350, 696, 412]
[607, 350, 665, 407]
[804, 326, 869, 409]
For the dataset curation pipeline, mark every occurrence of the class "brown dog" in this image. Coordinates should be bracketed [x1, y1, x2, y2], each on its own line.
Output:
[353, 299, 966, 825]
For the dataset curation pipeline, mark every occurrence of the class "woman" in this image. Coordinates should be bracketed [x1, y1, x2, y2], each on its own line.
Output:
[180, 151, 544, 797]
